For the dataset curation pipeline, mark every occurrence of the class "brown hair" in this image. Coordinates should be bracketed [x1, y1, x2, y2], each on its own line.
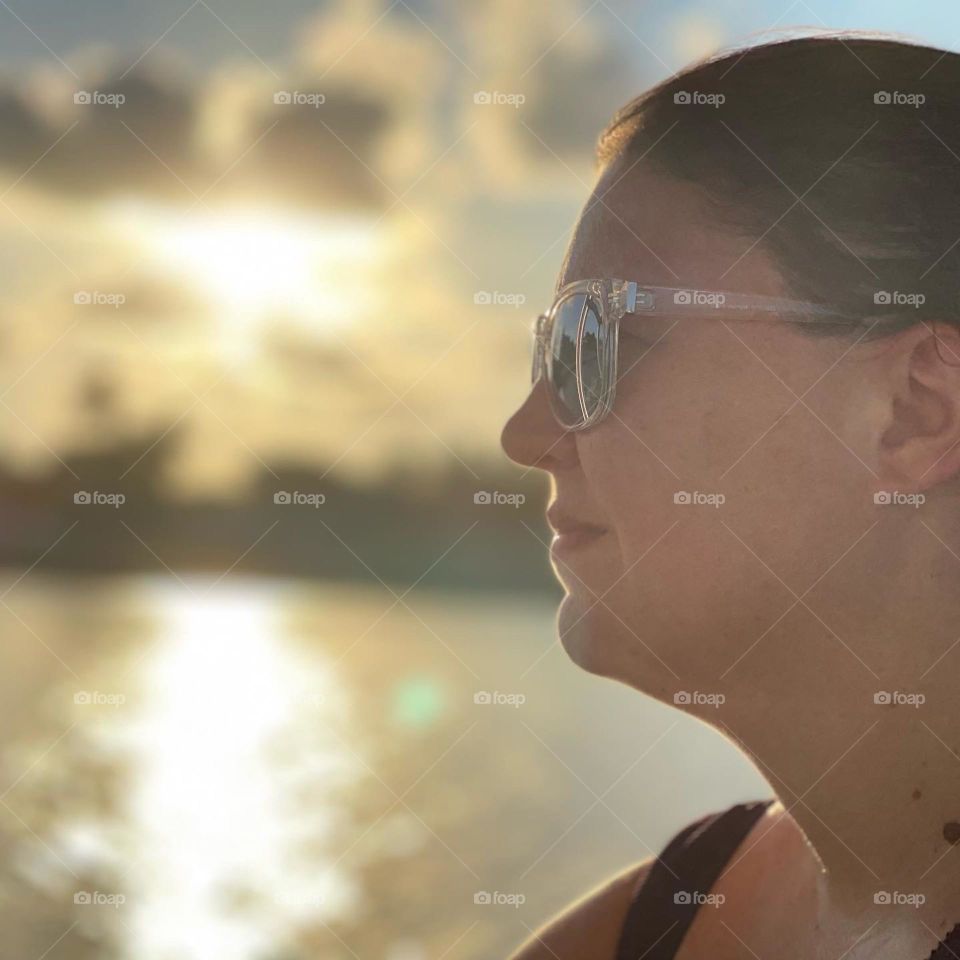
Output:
[598, 33, 960, 343]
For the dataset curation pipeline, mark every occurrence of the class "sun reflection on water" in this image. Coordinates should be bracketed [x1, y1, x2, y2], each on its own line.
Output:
[124, 583, 357, 960]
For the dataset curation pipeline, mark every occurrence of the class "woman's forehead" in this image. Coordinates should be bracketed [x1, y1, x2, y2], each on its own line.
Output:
[556, 164, 693, 289]
[557, 159, 783, 296]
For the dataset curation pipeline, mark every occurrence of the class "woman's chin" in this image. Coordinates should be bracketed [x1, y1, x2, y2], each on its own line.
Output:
[556, 593, 631, 679]
[555, 592, 701, 702]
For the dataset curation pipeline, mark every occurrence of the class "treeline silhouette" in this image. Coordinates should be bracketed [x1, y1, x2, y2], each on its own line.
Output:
[0, 428, 559, 594]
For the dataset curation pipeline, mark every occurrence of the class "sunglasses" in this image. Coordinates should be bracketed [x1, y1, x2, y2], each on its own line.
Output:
[530, 279, 858, 430]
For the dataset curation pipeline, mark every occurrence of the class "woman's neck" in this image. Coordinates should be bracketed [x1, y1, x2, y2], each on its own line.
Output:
[721, 619, 960, 946]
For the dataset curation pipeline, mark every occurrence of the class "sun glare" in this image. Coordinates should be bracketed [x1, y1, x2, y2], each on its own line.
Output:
[110, 203, 386, 363]
[125, 584, 355, 960]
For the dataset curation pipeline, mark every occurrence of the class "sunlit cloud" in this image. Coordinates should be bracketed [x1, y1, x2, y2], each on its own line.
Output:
[107, 201, 388, 366]
[0, 0, 671, 495]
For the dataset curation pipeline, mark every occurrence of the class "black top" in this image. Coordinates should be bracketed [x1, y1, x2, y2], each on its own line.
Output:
[615, 799, 773, 960]
[614, 798, 960, 959]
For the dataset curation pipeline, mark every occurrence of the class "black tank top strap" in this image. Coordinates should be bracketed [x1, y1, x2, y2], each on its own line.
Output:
[615, 798, 774, 960]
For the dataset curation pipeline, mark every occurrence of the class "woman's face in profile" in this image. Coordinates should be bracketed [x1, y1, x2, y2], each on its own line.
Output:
[499, 37, 960, 960]
[501, 156, 896, 708]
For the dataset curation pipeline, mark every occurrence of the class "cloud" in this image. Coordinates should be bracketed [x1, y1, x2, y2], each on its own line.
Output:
[523, 33, 647, 160]
[0, 0, 461, 214]
[8, 67, 199, 200]
[0, 56, 399, 211]
[458, 1, 651, 191]
[0, 89, 56, 171]
[0, 0, 602, 495]
[227, 86, 392, 210]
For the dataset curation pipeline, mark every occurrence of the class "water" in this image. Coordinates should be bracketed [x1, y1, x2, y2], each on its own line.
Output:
[0, 573, 765, 959]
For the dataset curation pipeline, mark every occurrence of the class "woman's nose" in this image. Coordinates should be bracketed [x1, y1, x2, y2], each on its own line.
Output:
[500, 378, 576, 470]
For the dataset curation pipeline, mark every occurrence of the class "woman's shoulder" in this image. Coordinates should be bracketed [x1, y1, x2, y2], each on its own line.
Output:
[507, 799, 784, 960]
[507, 858, 654, 960]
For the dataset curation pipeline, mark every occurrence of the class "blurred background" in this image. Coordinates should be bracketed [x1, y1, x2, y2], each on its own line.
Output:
[0, 2, 954, 958]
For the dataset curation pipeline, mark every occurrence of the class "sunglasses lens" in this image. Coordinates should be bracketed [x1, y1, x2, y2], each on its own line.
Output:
[530, 315, 546, 384]
[579, 299, 605, 419]
[547, 293, 604, 428]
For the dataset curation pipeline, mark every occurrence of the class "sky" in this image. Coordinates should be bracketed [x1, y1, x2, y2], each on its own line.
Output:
[1, 0, 958, 499]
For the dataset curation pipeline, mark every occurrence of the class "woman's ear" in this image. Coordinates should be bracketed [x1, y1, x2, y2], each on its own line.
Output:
[875, 322, 960, 494]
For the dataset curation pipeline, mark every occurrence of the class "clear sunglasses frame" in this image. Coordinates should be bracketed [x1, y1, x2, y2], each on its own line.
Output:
[530, 278, 859, 431]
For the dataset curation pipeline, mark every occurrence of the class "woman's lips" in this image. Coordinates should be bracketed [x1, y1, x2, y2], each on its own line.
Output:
[549, 523, 609, 556]
[546, 505, 609, 557]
